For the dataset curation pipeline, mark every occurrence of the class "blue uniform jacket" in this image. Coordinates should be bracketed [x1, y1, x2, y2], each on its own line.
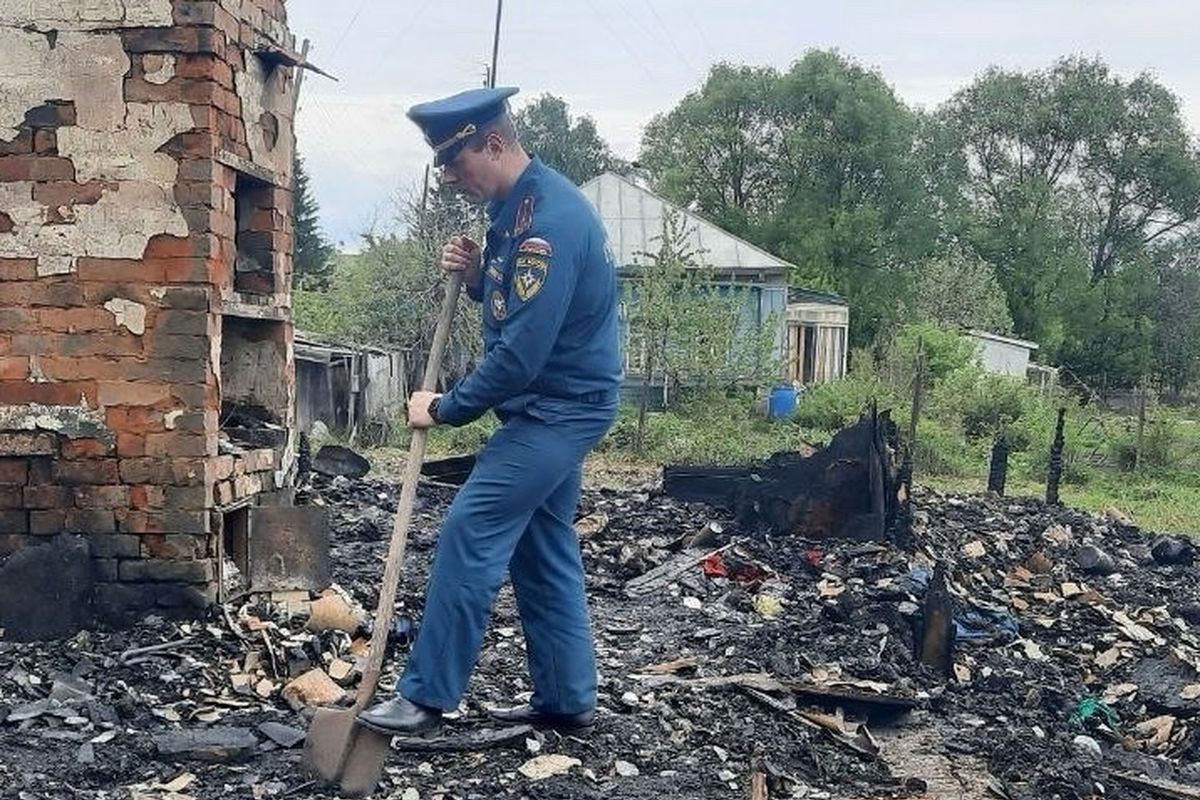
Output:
[435, 158, 622, 426]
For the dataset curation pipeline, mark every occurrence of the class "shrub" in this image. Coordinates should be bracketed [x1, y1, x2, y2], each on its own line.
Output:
[912, 419, 980, 477]
[1108, 417, 1184, 472]
[792, 373, 898, 431]
[894, 322, 976, 386]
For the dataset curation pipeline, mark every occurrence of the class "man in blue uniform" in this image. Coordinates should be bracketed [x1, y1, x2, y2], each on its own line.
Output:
[356, 86, 622, 735]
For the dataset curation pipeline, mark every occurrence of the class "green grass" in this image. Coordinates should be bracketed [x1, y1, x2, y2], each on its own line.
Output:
[923, 471, 1200, 534]
[367, 383, 1200, 536]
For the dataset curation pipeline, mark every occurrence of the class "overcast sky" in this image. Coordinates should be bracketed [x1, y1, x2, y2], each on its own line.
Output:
[286, 0, 1200, 250]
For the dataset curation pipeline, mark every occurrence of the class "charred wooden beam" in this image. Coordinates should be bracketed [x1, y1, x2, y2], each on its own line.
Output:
[917, 564, 954, 675]
[662, 408, 906, 541]
[987, 432, 1009, 495]
[1046, 407, 1067, 505]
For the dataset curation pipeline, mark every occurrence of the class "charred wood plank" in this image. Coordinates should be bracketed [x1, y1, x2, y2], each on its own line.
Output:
[1104, 771, 1200, 800]
[918, 565, 954, 675]
[662, 408, 905, 541]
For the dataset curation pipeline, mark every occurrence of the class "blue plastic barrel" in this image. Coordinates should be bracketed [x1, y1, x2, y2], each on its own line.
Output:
[768, 385, 798, 420]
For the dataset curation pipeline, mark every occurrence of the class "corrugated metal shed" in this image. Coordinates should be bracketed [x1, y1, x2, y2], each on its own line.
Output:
[581, 172, 793, 274]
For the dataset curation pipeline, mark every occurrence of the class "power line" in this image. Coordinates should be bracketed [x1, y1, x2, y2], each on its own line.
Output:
[582, 0, 658, 83]
[330, 0, 369, 57]
[646, 1, 698, 77]
[683, 5, 716, 69]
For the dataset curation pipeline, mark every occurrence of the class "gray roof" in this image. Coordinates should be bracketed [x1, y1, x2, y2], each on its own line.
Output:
[580, 172, 795, 274]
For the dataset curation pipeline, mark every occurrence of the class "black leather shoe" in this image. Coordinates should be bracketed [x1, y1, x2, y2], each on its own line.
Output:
[488, 704, 595, 732]
[356, 696, 442, 735]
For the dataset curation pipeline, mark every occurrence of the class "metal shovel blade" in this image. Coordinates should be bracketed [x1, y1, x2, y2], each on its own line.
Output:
[303, 706, 360, 784]
[337, 726, 392, 797]
[303, 705, 391, 796]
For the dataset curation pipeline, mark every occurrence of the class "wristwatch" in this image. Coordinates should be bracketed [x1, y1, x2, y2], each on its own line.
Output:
[427, 395, 441, 424]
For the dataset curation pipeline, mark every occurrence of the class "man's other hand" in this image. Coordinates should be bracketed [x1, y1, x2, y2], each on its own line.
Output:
[408, 391, 440, 429]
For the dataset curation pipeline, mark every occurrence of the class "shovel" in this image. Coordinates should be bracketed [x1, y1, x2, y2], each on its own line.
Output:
[304, 271, 463, 797]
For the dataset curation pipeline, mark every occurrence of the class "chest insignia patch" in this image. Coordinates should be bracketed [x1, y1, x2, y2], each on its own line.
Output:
[515, 195, 535, 237]
[490, 289, 507, 321]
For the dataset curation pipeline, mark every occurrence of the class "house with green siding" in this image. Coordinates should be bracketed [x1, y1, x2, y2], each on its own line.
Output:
[580, 172, 848, 405]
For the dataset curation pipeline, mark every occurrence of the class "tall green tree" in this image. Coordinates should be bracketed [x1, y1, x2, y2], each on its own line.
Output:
[292, 178, 484, 385]
[1150, 236, 1200, 394]
[640, 63, 784, 235]
[641, 52, 938, 347]
[293, 154, 336, 290]
[937, 57, 1200, 386]
[908, 245, 1014, 335]
[513, 94, 626, 184]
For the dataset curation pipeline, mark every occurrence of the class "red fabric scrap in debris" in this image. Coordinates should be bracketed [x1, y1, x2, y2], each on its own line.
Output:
[701, 553, 728, 577]
[806, 547, 824, 568]
[730, 563, 769, 584]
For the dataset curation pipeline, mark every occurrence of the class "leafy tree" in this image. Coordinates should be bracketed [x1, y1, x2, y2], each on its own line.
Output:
[623, 209, 778, 451]
[513, 94, 626, 184]
[937, 57, 1200, 387]
[641, 52, 939, 347]
[293, 179, 484, 387]
[640, 63, 784, 234]
[1151, 237, 1200, 394]
[292, 154, 336, 290]
[908, 245, 1014, 334]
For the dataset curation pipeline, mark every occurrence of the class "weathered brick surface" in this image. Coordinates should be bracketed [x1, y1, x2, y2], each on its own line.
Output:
[0, 259, 36, 281]
[0, 510, 30, 534]
[2, 0, 299, 623]
[28, 510, 61, 535]
[142, 533, 206, 560]
[0, 381, 99, 406]
[33, 181, 108, 208]
[0, 154, 75, 182]
[0, 433, 58, 457]
[23, 485, 73, 509]
[88, 533, 141, 559]
[64, 509, 117, 534]
[73, 485, 132, 509]
[119, 558, 214, 584]
[0, 487, 22, 509]
[0, 357, 29, 381]
[93, 558, 120, 582]
[61, 437, 114, 459]
[119, 457, 203, 486]
[54, 459, 119, 485]
[0, 460, 29, 485]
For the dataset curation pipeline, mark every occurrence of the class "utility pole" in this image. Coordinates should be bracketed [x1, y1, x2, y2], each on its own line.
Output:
[489, 0, 503, 87]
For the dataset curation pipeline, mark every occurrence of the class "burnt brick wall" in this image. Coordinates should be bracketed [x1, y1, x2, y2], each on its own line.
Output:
[0, 0, 299, 627]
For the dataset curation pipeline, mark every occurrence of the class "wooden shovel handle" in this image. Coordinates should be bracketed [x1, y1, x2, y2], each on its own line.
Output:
[354, 271, 464, 710]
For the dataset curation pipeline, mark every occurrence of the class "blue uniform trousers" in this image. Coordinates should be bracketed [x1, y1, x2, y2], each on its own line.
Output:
[398, 399, 616, 714]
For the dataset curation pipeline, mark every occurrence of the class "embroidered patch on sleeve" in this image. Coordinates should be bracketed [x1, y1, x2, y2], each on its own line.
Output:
[515, 196, 534, 236]
[490, 289, 507, 321]
[514, 255, 549, 301]
[517, 237, 552, 257]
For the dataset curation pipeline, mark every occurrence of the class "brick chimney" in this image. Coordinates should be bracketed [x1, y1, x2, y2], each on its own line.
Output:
[0, 0, 306, 626]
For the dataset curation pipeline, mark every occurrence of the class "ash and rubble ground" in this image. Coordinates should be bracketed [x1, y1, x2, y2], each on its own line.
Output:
[3, 471, 1200, 800]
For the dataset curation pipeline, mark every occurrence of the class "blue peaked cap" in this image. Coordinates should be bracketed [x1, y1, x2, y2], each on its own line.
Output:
[407, 86, 519, 166]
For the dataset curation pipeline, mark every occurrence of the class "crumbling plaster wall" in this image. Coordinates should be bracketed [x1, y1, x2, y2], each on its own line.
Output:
[0, 11, 191, 277]
[0, 0, 302, 631]
[0, 1, 174, 29]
